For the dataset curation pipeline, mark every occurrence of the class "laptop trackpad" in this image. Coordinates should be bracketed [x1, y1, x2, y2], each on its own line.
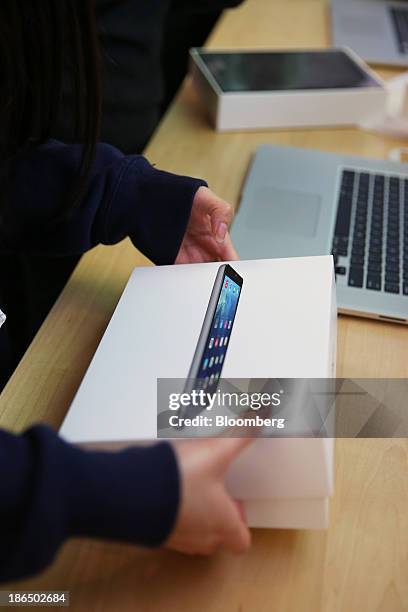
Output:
[247, 187, 321, 237]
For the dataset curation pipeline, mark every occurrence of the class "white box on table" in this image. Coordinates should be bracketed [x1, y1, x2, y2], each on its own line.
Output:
[60, 256, 337, 529]
[190, 47, 386, 132]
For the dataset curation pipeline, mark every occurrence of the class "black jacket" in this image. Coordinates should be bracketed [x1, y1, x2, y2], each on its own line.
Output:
[55, 0, 245, 153]
[0, 139, 206, 581]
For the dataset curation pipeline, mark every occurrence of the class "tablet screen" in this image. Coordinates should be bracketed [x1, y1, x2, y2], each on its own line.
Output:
[199, 50, 379, 92]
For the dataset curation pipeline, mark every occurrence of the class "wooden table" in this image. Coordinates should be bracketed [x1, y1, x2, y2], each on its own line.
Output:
[1, 1, 408, 610]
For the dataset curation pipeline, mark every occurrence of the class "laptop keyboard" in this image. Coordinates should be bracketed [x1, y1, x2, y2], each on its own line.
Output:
[390, 7, 408, 54]
[332, 169, 408, 295]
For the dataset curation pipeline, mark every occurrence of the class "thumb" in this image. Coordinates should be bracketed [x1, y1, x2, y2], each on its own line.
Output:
[196, 187, 234, 244]
[208, 436, 254, 475]
[221, 497, 251, 554]
[210, 199, 234, 244]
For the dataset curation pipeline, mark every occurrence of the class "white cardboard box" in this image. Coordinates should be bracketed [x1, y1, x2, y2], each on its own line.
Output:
[190, 47, 386, 132]
[60, 257, 337, 529]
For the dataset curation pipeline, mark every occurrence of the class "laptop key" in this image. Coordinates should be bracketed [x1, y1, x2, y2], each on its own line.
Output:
[332, 169, 404, 296]
[351, 255, 364, 266]
[349, 267, 364, 288]
[388, 256, 400, 265]
[367, 275, 381, 291]
[385, 272, 400, 284]
[354, 230, 366, 241]
[343, 170, 355, 182]
[385, 283, 400, 294]
[334, 178, 353, 238]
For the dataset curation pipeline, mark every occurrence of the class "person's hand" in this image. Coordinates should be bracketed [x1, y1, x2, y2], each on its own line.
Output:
[166, 437, 252, 555]
[175, 186, 239, 264]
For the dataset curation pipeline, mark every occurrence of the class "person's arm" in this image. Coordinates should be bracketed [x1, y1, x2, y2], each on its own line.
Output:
[4, 140, 206, 264]
[0, 425, 179, 582]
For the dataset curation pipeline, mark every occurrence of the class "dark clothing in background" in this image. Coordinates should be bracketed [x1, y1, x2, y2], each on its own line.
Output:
[161, 1, 239, 114]
[0, 254, 79, 388]
[0, 0, 243, 390]
[57, 0, 244, 154]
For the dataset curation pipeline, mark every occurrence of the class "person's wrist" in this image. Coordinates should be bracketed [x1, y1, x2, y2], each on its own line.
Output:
[67, 442, 181, 547]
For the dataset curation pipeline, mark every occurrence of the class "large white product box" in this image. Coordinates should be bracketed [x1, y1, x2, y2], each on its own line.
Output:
[60, 257, 337, 529]
[190, 47, 386, 131]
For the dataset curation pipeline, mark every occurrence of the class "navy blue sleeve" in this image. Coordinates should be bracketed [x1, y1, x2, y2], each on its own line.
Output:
[0, 426, 180, 582]
[4, 140, 206, 264]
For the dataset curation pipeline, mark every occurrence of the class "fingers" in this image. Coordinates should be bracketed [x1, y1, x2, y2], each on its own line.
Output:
[188, 498, 250, 556]
[167, 437, 253, 557]
[221, 498, 251, 554]
[234, 499, 247, 523]
[190, 186, 240, 261]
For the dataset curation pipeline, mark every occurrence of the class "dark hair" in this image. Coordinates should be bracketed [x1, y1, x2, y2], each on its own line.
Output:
[0, 0, 102, 221]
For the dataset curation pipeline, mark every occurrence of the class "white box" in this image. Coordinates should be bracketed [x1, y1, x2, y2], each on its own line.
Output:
[60, 257, 337, 529]
[190, 47, 386, 131]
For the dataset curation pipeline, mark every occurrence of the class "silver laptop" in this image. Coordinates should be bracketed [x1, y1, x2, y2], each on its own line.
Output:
[231, 145, 408, 323]
[331, 0, 408, 66]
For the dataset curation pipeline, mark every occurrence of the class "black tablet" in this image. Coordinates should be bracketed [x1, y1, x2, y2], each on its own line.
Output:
[197, 49, 380, 93]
